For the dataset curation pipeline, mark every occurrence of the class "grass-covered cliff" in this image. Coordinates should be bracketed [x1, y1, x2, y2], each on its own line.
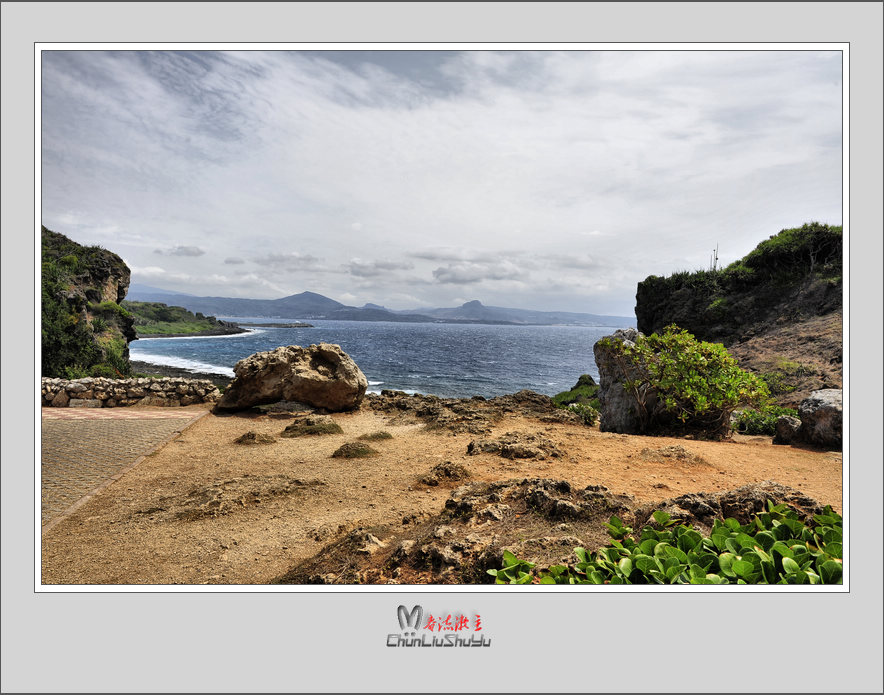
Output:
[41, 226, 136, 378]
[121, 301, 245, 338]
[635, 222, 843, 406]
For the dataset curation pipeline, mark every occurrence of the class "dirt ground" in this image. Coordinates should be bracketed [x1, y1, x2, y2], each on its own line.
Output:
[41, 402, 842, 585]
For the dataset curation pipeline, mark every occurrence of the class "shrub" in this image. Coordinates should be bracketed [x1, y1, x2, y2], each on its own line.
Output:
[598, 325, 769, 438]
[567, 403, 599, 426]
[553, 374, 601, 418]
[732, 404, 798, 436]
[489, 503, 842, 585]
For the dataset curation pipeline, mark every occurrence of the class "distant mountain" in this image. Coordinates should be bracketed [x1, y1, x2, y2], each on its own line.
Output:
[124, 285, 635, 327]
[397, 300, 635, 327]
[128, 283, 195, 299]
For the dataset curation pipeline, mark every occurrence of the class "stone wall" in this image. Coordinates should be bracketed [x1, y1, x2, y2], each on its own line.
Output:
[41, 377, 221, 408]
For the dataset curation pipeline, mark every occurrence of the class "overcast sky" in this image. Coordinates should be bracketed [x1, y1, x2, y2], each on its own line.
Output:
[40, 49, 842, 316]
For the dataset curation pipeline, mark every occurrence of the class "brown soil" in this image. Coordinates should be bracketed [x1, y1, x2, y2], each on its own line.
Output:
[41, 398, 841, 585]
[728, 311, 843, 407]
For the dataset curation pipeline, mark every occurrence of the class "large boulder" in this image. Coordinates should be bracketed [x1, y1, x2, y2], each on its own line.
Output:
[592, 328, 653, 433]
[797, 389, 842, 449]
[215, 343, 367, 412]
[773, 415, 802, 445]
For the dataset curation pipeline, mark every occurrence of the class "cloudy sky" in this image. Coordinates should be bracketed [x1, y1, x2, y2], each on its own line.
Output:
[40, 49, 842, 316]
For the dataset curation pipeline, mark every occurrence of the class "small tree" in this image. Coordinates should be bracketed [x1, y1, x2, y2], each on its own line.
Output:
[602, 325, 769, 438]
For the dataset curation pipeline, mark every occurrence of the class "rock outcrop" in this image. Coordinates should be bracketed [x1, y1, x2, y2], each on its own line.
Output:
[633, 223, 843, 407]
[41, 226, 137, 377]
[797, 389, 842, 449]
[773, 415, 802, 445]
[215, 343, 368, 412]
[592, 328, 651, 434]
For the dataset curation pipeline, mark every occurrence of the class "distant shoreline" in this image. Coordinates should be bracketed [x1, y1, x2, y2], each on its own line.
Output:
[129, 360, 233, 388]
[234, 322, 313, 328]
[135, 326, 247, 339]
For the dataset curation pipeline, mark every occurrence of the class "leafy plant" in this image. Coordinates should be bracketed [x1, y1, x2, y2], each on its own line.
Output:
[598, 325, 769, 438]
[566, 403, 600, 426]
[486, 550, 535, 584]
[489, 503, 842, 585]
[732, 404, 798, 435]
[553, 374, 600, 424]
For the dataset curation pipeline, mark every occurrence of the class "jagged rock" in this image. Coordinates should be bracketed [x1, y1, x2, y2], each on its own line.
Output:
[773, 415, 802, 445]
[797, 389, 842, 449]
[356, 534, 387, 555]
[216, 343, 368, 412]
[593, 328, 654, 434]
[467, 432, 561, 460]
[420, 462, 471, 486]
[234, 431, 277, 445]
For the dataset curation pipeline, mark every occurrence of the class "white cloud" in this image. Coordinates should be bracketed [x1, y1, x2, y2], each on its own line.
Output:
[41, 49, 842, 314]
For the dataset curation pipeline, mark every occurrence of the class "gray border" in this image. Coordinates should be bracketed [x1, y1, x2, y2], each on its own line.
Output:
[4, 2, 882, 693]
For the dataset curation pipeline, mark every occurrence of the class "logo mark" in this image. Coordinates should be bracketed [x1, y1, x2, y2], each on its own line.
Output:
[397, 604, 424, 630]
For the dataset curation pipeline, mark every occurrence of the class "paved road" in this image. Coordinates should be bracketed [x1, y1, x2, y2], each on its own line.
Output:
[41, 407, 206, 529]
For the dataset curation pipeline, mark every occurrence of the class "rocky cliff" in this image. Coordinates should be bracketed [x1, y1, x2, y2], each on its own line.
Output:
[41, 226, 137, 378]
[634, 223, 842, 406]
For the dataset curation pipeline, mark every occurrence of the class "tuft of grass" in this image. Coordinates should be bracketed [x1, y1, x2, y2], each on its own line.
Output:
[331, 442, 380, 459]
[357, 431, 393, 441]
[281, 417, 343, 438]
[234, 431, 277, 445]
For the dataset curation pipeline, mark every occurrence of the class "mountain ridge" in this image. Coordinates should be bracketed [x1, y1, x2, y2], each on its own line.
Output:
[125, 286, 635, 327]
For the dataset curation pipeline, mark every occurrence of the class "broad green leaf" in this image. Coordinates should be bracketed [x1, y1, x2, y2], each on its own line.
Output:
[663, 545, 688, 564]
[823, 542, 843, 559]
[819, 560, 843, 584]
[732, 560, 754, 579]
[652, 510, 672, 526]
[634, 554, 659, 575]
[725, 538, 742, 555]
[654, 542, 672, 559]
[618, 558, 633, 577]
[782, 557, 801, 574]
[736, 533, 757, 549]
[640, 539, 658, 555]
[502, 550, 518, 567]
[753, 531, 776, 551]
[690, 564, 706, 579]
[718, 552, 737, 577]
[665, 564, 685, 582]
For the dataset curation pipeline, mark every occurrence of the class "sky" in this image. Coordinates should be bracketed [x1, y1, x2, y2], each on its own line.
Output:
[40, 49, 843, 316]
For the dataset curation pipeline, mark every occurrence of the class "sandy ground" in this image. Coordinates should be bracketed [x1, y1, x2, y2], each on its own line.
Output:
[41, 405, 842, 585]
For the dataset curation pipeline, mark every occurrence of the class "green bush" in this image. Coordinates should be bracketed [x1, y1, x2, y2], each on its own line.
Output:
[553, 374, 601, 419]
[566, 403, 600, 426]
[598, 325, 769, 438]
[489, 503, 842, 585]
[41, 226, 133, 378]
[732, 404, 799, 435]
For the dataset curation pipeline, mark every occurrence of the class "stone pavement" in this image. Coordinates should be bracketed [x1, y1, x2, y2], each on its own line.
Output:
[41, 407, 207, 530]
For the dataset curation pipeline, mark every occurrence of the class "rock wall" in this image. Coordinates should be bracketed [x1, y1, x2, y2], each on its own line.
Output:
[592, 328, 653, 434]
[41, 377, 221, 408]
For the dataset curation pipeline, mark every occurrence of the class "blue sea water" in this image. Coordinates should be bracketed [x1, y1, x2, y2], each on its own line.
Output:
[128, 318, 628, 399]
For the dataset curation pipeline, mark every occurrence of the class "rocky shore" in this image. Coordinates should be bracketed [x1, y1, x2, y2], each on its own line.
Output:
[130, 360, 233, 389]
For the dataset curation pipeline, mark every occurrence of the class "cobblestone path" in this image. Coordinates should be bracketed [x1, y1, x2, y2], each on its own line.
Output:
[41, 408, 205, 527]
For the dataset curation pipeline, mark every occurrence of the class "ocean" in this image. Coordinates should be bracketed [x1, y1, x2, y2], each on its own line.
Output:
[128, 317, 630, 399]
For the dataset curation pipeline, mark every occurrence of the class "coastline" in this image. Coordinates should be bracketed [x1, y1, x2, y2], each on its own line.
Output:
[135, 326, 248, 339]
[129, 360, 233, 388]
